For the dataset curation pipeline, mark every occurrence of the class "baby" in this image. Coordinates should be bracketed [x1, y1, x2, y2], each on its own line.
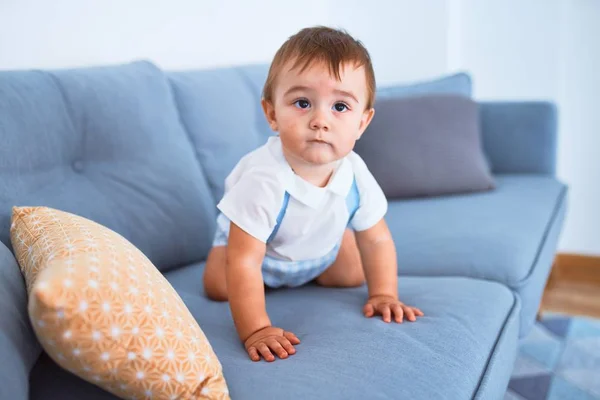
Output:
[203, 26, 423, 362]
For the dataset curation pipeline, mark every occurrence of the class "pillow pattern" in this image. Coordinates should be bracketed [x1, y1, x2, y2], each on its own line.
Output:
[10, 206, 229, 400]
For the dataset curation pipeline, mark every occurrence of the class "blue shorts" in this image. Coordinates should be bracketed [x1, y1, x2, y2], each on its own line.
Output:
[212, 213, 340, 288]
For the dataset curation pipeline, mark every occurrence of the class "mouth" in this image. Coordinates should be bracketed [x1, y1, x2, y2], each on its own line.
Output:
[309, 139, 330, 145]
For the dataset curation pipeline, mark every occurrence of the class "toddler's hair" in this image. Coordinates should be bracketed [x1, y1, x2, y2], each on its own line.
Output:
[263, 26, 376, 110]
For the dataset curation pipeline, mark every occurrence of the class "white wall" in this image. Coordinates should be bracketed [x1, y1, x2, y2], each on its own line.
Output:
[0, 0, 329, 70]
[450, 0, 600, 255]
[1, 1, 598, 254]
[450, 0, 562, 100]
[0, 0, 448, 84]
[326, 0, 450, 86]
[555, 0, 600, 255]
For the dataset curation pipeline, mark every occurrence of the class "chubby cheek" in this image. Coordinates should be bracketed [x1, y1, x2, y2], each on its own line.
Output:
[276, 107, 301, 131]
[278, 117, 300, 135]
[333, 117, 362, 151]
[279, 115, 311, 149]
[332, 137, 356, 158]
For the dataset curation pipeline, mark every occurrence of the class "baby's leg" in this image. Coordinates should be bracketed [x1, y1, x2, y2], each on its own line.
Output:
[316, 229, 365, 288]
[203, 246, 229, 301]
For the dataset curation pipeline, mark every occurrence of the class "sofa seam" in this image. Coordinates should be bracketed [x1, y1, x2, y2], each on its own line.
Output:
[471, 289, 519, 399]
[512, 184, 568, 289]
[164, 76, 217, 207]
[47, 72, 85, 165]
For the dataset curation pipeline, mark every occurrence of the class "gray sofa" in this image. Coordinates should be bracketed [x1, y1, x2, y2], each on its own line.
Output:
[0, 61, 567, 399]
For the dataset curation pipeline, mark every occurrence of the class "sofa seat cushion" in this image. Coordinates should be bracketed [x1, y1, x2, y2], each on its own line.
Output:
[387, 175, 566, 284]
[29, 261, 520, 400]
[173, 265, 522, 399]
[386, 174, 567, 337]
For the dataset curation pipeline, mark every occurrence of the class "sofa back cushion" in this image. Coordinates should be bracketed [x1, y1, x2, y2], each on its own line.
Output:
[377, 72, 472, 100]
[0, 61, 216, 271]
[168, 64, 274, 202]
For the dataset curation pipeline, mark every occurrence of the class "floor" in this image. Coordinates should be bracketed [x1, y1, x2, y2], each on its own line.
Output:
[506, 312, 600, 400]
[540, 254, 600, 319]
[505, 254, 600, 400]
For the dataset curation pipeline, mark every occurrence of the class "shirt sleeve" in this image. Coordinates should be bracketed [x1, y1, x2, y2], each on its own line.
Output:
[216, 167, 283, 243]
[348, 152, 388, 231]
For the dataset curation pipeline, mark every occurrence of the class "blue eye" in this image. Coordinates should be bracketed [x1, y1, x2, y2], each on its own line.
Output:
[333, 102, 349, 112]
[294, 99, 310, 109]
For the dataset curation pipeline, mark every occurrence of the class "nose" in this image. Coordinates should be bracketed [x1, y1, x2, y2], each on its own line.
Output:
[309, 108, 330, 131]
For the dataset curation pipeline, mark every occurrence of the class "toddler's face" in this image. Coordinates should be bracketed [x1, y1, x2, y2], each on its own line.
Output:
[263, 60, 374, 166]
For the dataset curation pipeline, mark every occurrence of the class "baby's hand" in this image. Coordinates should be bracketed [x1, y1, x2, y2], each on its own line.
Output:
[244, 326, 300, 362]
[363, 295, 424, 323]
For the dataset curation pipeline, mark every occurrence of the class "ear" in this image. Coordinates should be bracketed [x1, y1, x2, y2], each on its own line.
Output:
[356, 108, 375, 140]
[261, 98, 278, 132]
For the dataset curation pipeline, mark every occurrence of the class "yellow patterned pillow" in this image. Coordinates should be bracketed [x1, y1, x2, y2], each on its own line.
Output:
[10, 206, 229, 400]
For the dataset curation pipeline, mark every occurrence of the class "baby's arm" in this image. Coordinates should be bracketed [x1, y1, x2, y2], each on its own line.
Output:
[226, 222, 300, 361]
[355, 218, 424, 323]
[226, 222, 270, 339]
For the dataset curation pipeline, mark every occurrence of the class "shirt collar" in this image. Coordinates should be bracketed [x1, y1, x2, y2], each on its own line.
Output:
[267, 136, 354, 209]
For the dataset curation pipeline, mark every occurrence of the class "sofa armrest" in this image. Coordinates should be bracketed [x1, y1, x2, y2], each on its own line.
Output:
[479, 101, 558, 175]
[0, 241, 40, 400]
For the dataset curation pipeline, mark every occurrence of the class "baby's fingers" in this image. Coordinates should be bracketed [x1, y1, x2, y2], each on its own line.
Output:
[247, 346, 260, 362]
[283, 331, 301, 345]
[267, 339, 288, 359]
[413, 308, 425, 316]
[380, 305, 392, 323]
[257, 343, 275, 362]
[392, 304, 404, 323]
[403, 306, 416, 322]
[276, 336, 296, 355]
[363, 303, 375, 318]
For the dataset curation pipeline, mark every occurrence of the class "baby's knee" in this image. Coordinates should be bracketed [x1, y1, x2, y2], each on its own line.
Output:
[204, 278, 228, 302]
[206, 287, 228, 302]
[316, 269, 365, 288]
[203, 247, 229, 301]
[340, 272, 366, 288]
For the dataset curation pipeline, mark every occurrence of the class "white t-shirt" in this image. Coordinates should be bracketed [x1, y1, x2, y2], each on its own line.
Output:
[216, 136, 388, 261]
